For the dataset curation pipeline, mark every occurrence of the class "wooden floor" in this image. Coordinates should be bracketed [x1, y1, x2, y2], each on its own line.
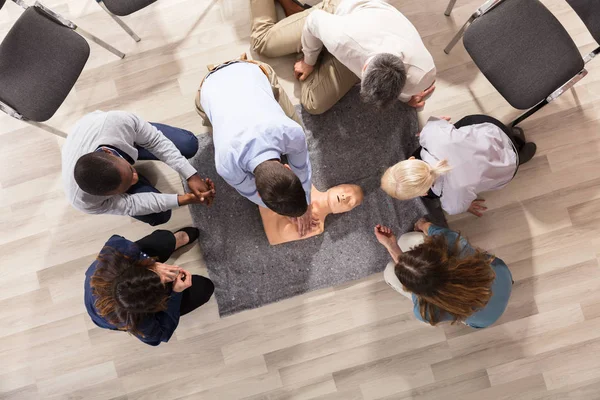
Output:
[1, 0, 600, 398]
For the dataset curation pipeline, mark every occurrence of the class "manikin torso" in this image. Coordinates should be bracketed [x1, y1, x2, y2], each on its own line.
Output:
[260, 184, 364, 245]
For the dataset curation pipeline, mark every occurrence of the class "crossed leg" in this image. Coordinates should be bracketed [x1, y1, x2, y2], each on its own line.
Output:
[250, 0, 360, 115]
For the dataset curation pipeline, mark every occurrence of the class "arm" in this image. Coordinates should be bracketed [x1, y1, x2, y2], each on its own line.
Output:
[374, 225, 403, 263]
[141, 292, 183, 346]
[285, 126, 312, 205]
[89, 192, 204, 216]
[400, 69, 437, 105]
[441, 190, 477, 216]
[225, 173, 267, 208]
[130, 113, 197, 180]
[89, 193, 179, 216]
[301, 10, 343, 66]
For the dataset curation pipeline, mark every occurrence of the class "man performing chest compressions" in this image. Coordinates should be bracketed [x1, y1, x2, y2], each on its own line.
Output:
[195, 56, 315, 236]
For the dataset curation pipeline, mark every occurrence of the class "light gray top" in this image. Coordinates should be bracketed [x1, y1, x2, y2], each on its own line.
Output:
[420, 117, 517, 215]
[62, 111, 197, 216]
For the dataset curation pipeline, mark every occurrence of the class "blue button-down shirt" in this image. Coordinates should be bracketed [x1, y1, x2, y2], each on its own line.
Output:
[200, 62, 312, 208]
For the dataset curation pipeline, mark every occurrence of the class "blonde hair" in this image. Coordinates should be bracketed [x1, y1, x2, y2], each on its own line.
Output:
[381, 159, 451, 200]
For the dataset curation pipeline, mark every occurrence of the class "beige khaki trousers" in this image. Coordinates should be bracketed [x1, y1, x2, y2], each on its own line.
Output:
[250, 0, 360, 115]
[194, 53, 302, 127]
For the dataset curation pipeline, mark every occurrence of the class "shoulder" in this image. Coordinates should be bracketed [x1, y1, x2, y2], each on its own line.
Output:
[215, 152, 244, 181]
[99, 235, 140, 259]
[101, 110, 141, 129]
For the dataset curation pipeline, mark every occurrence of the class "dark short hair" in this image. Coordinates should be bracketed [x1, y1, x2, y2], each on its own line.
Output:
[254, 161, 307, 217]
[360, 53, 407, 109]
[74, 152, 123, 195]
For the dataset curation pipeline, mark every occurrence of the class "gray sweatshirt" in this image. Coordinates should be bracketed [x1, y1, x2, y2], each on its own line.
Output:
[62, 111, 197, 216]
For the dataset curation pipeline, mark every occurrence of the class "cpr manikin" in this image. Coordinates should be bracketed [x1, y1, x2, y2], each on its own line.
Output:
[260, 184, 364, 245]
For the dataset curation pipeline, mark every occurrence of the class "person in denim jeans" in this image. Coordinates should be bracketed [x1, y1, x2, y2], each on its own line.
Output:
[375, 218, 512, 329]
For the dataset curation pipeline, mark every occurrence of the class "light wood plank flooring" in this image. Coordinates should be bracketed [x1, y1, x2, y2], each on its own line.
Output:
[1, 0, 600, 398]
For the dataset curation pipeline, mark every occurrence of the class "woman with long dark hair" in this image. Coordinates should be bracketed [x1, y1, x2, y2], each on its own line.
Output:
[84, 227, 214, 346]
[374, 218, 512, 328]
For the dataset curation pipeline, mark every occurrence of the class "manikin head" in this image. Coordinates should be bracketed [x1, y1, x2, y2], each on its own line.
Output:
[361, 53, 407, 109]
[326, 184, 364, 214]
[381, 157, 451, 200]
[74, 149, 139, 195]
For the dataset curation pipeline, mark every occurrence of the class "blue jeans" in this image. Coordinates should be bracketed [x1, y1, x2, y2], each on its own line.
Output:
[127, 123, 199, 226]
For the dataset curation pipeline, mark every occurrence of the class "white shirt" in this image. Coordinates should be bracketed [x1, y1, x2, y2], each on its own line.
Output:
[200, 62, 312, 208]
[302, 0, 436, 101]
[419, 118, 518, 215]
[62, 111, 197, 216]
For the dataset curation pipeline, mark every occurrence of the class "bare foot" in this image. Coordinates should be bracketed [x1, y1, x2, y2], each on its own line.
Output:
[276, 0, 305, 16]
[174, 231, 190, 250]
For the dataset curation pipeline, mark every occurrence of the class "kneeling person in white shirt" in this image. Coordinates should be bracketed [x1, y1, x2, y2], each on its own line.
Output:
[196, 59, 314, 236]
[250, 0, 436, 114]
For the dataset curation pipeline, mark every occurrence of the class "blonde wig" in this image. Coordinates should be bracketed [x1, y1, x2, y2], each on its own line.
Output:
[381, 158, 452, 200]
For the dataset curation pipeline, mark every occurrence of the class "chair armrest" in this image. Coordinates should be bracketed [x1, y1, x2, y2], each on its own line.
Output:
[11, 0, 29, 9]
[584, 46, 600, 64]
[477, 0, 505, 16]
[546, 69, 588, 102]
[0, 100, 24, 120]
[33, 1, 76, 29]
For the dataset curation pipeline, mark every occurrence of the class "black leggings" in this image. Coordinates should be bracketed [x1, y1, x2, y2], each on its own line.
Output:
[453, 114, 525, 151]
[135, 230, 215, 316]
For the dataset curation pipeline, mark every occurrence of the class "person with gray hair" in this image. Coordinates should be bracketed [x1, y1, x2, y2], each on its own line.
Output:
[361, 53, 409, 109]
[250, 0, 436, 114]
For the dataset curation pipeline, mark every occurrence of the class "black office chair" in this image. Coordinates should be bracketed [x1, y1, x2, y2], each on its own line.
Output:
[96, 0, 158, 42]
[443, 0, 596, 127]
[0, 0, 125, 137]
[566, 0, 600, 57]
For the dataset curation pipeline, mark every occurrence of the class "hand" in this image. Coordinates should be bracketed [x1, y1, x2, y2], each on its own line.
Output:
[407, 84, 436, 108]
[154, 263, 181, 283]
[187, 175, 216, 206]
[173, 268, 193, 292]
[413, 218, 432, 234]
[294, 60, 314, 81]
[178, 193, 204, 206]
[291, 205, 318, 237]
[439, 116, 451, 122]
[468, 199, 488, 217]
[374, 224, 397, 248]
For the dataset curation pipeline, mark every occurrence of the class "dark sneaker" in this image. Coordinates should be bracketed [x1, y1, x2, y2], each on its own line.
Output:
[518, 142, 537, 165]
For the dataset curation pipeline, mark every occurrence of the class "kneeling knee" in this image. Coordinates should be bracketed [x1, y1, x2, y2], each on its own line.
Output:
[149, 210, 172, 226]
[301, 100, 328, 115]
[180, 134, 199, 159]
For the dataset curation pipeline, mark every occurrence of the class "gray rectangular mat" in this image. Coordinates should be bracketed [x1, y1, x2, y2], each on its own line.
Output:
[188, 86, 446, 316]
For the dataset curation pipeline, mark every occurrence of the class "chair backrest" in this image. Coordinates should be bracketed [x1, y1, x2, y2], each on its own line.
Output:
[567, 0, 600, 44]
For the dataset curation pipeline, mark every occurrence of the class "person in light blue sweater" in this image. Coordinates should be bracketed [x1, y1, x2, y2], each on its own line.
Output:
[374, 219, 512, 329]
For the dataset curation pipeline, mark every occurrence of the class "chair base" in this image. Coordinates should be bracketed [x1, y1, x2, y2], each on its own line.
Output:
[445, 0, 457, 16]
[75, 26, 126, 58]
[98, 1, 141, 42]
